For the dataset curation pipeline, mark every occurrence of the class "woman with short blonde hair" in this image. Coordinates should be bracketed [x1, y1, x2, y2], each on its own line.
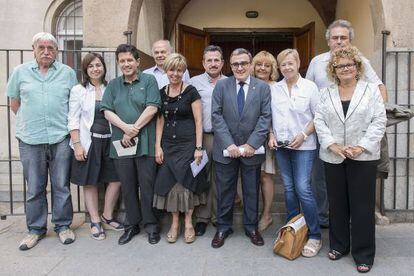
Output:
[269, 48, 322, 257]
[154, 53, 208, 244]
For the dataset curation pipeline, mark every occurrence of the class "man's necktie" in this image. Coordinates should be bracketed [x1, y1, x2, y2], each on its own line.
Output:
[237, 81, 245, 116]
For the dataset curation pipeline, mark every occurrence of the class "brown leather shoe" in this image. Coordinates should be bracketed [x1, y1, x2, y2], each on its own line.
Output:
[245, 230, 264, 246]
[211, 229, 233, 248]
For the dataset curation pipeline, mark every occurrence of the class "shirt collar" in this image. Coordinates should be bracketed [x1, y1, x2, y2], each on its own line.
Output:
[86, 82, 105, 91]
[237, 75, 250, 86]
[30, 59, 58, 70]
[279, 75, 303, 89]
[122, 71, 141, 84]
[153, 65, 164, 74]
[204, 72, 225, 84]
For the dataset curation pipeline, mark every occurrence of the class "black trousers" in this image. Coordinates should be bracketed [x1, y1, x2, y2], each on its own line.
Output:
[324, 159, 377, 265]
[215, 159, 260, 233]
[115, 156, 159, 233]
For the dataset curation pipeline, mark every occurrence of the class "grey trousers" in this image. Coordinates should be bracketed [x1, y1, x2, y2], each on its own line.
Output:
[195, 133, 217, 224]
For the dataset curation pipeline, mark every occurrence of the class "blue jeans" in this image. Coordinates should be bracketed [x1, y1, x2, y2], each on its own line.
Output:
[275, 148, 321, 240]
[19, 137, 73, 235]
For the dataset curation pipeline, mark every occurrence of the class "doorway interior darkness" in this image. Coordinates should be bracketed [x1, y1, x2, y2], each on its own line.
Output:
[207, 29, 293, 78]
[176, 23, 314, 77]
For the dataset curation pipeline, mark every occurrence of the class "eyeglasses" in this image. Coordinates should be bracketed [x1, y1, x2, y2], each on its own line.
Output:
[334, 63, 356, 70]
[255, 62, 272, 69]
[230, 61, 250, 69]
[330, 35, 349, 41]
[277, 140, 290, 148]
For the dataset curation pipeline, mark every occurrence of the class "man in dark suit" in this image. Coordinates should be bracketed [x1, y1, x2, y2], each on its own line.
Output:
[211, 48, 271, 248]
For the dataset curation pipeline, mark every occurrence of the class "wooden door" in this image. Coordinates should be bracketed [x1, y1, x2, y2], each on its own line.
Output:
[176, 24, 210, 77]
[293, 22, 315, 76]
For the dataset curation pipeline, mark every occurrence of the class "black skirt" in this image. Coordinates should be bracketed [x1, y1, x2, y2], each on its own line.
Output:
[70, 137, 119, 186]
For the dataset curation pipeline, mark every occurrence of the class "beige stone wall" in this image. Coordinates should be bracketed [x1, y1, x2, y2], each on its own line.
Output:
[176, 0, 329, 55]
[382, 0, 414, 48]
[336, 0, 375, 60]
[136, 0, 164, 56]
[83, 0, 139, 47]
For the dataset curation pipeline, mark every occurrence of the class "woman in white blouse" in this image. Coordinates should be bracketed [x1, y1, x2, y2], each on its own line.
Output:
[268, 49, 321, 257]
[314, 46, 386, 273]
[68, 53, 123, 240]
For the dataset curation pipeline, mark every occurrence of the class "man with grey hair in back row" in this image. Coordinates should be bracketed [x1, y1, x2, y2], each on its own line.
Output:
[306, 19, 388, 229]
[7, 32, 77, 250]
[143, 39, 191, 89]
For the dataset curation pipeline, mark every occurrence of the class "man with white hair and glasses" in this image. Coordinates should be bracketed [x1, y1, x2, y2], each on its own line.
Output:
[306, 19, 387, 229]
[7, 32, 77, 250]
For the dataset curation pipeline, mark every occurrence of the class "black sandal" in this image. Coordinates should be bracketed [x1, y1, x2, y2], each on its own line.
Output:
[90, 222, 106, 241]
[101, 215, 124, 231]
[328, 249, 344, 260]
[356, 264, 372, 273]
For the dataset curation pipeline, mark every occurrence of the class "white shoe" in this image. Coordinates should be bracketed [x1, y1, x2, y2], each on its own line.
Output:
[58, 229, 75, 245]
[19, 233, 45, 250]
[302, 239, 322, 257]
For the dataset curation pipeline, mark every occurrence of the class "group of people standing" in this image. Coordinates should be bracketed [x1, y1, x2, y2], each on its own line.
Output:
[7, 19, 387, 273]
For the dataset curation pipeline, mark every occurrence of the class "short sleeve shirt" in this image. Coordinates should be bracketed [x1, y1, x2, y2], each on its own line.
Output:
[101, 71, 161, 158]
[189, 72, 227, 132]
[6, 60, 77, 145]
[305, 51, 383, 89]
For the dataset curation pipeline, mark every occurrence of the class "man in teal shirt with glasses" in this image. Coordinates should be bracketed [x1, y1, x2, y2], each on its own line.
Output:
[7, 32, 77, 251]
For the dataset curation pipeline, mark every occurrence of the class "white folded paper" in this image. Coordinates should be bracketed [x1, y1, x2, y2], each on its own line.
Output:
[112, 137, 138, 157]
[223, 145, 265, 157]
[190, 150, 208, 177]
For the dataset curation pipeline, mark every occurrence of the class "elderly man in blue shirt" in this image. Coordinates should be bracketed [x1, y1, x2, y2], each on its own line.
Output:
[7, 32, 77, 250]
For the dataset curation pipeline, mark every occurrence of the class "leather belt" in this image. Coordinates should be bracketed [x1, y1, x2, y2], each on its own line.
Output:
[91, 133, 112, 139]
[203, 131, 214, 135]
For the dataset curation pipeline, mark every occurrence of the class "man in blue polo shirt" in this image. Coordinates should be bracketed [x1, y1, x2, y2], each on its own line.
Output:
[7, 32, 77, 250]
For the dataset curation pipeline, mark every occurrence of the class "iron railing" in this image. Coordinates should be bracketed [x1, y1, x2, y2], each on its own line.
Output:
[0, 48, 121, 219]
[380, 30, 414, 216]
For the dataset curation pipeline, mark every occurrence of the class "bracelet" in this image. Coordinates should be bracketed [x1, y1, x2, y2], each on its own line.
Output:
[73, 141, 81, 145]
[301, 131, 308, 141]
[195, 146, 203, 151]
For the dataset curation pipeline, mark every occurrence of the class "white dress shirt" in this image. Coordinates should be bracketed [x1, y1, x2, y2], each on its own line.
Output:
[271, 76, 319, 150]
[68, 83, 108, 152]
[236, 75, 250, 100]
[305, 51, 383, 89]
[143, 65, 191, 89]
[189, 72, 227, 132]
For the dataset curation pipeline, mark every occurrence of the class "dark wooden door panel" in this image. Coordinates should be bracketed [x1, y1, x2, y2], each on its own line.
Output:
[176, 24, 210, 77]
[294, 22, 315, 76]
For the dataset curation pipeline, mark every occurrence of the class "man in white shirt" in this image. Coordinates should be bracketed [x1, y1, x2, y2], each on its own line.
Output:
[143, 40, 190, 89]
[189, 45, 227, 236]
[306, 19, 388, 228]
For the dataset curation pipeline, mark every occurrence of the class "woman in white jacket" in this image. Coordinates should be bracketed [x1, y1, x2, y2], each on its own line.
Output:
[68, 53, 123, 240]
[314, 46, 386, 273]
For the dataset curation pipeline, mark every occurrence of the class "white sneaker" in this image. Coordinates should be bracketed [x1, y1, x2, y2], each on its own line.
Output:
[19, 233, 45, 251]
[58, 229, 75, 245]
[302, 239, 322, 257]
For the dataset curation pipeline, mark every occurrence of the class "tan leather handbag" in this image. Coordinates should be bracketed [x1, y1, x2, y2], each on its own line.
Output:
[273, 214, 308, 260]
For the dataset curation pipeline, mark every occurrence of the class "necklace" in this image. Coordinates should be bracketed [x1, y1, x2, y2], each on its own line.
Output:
[163, 82, 185, 139]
